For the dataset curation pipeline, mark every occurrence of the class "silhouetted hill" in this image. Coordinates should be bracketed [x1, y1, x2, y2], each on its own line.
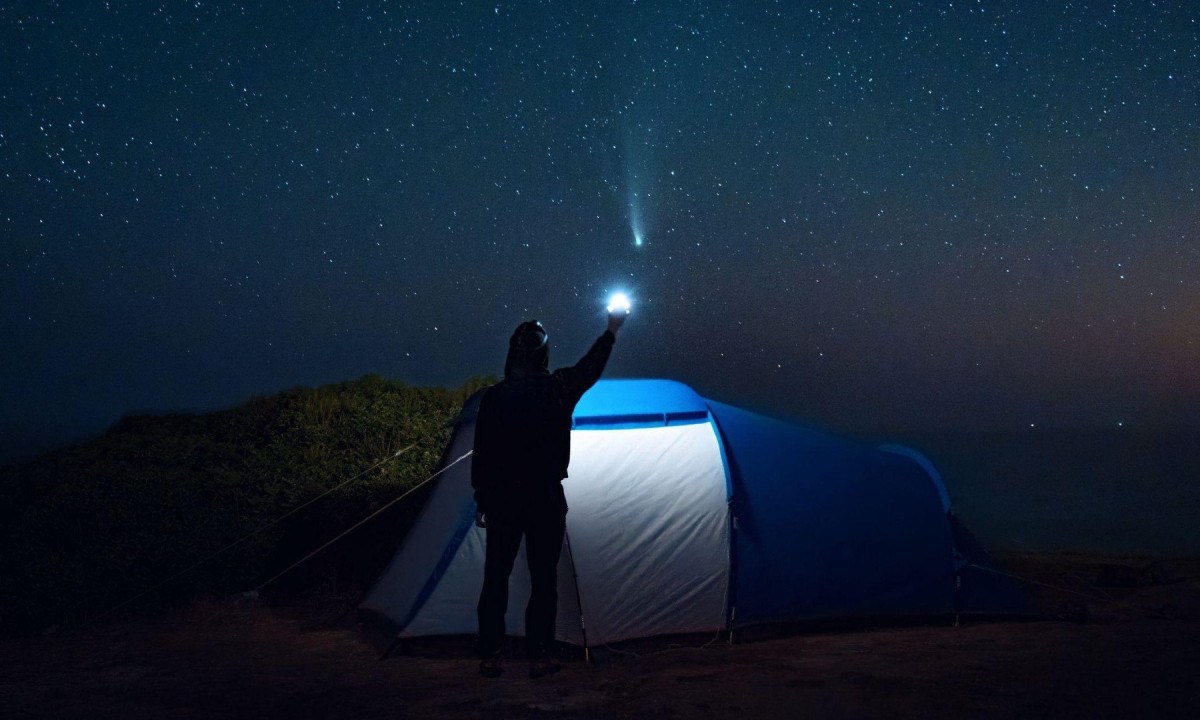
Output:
[0, 374, 493, 634]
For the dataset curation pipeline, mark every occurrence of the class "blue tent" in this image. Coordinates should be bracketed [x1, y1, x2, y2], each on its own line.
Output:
[362, 379, 1023, 645]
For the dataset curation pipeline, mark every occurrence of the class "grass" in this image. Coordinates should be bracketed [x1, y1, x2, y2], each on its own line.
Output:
[0, 374, 494, 635]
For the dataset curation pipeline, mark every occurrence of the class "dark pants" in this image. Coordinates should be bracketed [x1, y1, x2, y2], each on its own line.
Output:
[477, 494, 566, 661]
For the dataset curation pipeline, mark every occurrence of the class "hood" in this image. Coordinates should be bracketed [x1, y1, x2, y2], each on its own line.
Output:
[504, 342, 549, 379]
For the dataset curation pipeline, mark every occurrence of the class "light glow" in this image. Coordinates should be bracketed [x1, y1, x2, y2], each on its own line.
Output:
[607, 292, 632, 314]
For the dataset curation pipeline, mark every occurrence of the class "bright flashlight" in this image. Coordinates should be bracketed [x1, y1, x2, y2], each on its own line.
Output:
[607, 292, 632, 314]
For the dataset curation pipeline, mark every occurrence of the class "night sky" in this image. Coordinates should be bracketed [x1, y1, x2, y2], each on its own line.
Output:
[3, 1, 1198, 460]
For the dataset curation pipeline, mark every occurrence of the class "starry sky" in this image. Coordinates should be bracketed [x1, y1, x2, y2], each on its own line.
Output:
[2, 1, 1198, 460]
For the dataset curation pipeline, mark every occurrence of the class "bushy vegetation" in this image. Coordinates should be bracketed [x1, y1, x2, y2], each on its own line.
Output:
[0, 374, 494, 634]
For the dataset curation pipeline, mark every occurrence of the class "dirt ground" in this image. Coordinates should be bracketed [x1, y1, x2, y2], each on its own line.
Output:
[3, 555, 1199, 719]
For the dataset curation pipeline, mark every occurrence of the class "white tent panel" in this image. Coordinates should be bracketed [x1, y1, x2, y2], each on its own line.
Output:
[397, 523, 483, 637]
[398, 524, 584, 644]
[366, 415, 728, 646]
[564, 422, 730, 644]
[358, 426, 478, 626]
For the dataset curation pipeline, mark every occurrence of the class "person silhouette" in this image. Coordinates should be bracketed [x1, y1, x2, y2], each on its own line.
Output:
[472, 307, 628, 678]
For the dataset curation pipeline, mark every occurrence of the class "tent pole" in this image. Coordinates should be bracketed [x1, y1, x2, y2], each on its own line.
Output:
[563, 527, 591, 664]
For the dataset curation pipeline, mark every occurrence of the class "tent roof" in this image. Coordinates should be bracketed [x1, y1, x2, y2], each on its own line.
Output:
[572, 378, 710, 428]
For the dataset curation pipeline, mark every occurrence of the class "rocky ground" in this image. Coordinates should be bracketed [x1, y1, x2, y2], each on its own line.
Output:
[2, 554, 1199, 719]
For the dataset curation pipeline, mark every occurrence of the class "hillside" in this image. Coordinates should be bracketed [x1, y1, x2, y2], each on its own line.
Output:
[0, 374, 493, 635]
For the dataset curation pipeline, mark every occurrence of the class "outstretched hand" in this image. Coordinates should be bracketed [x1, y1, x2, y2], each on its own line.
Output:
[607, 309, 629, 335]
[475, 512, 487, 529]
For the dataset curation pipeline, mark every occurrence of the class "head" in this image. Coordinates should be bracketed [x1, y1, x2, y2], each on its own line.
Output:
[505, 320, 549, 377]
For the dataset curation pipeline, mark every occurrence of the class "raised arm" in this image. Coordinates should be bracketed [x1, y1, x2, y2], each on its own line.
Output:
[556, 309, 627, 407]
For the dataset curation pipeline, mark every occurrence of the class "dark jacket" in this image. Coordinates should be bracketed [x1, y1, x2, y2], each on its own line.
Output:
[471, 330, 615, 516]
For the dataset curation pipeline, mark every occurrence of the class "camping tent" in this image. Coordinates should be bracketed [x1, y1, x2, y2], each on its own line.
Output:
[361, 379, 1022, 647]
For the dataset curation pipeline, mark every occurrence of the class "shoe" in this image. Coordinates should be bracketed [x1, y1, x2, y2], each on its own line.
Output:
[528, 657, 561, 679]
[479, 655, 503, 678]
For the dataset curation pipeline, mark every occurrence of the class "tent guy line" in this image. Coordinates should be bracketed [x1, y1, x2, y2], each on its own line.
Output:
[82, 443, 417, 628]
[965, 563, 1110, 604]
[253, 450, 475, 595]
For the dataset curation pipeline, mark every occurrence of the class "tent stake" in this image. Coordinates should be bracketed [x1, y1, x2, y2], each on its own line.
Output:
[379, 636, 401, 661]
